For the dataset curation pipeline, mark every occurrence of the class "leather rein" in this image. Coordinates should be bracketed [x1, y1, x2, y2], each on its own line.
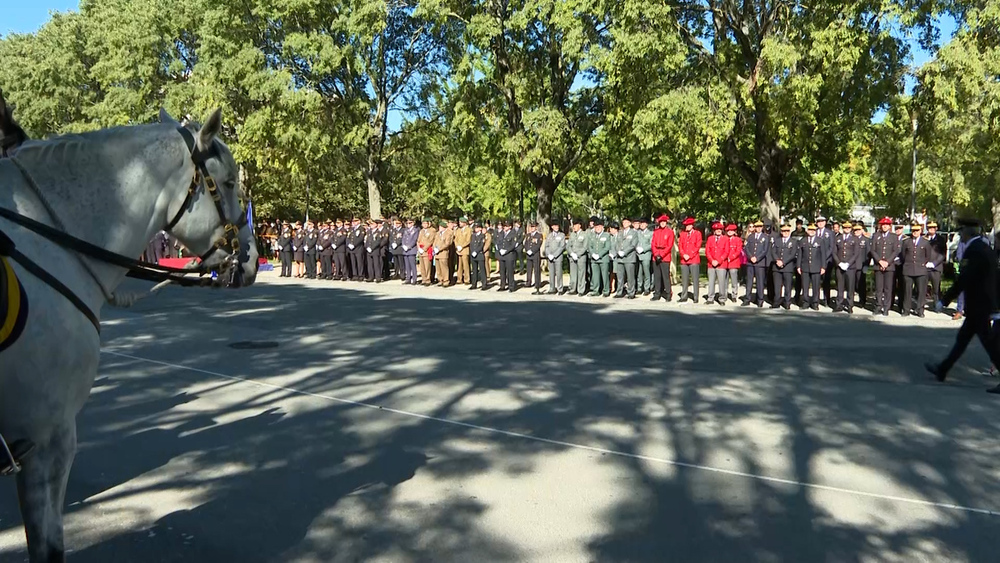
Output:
[0, 126, 249, 333]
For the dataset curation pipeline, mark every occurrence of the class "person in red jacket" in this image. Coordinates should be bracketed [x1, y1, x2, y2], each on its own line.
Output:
[651, 214, 675, 301]
[678, 217, 703, 303]
[725, 223, 744, 302]
[705, 221, 728, 305]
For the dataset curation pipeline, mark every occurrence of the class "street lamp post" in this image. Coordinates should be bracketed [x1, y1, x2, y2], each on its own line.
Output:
[910, 110, 918, 223]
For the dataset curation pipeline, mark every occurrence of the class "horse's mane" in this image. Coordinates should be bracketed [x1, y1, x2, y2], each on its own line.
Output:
[12, 124, 176, 171]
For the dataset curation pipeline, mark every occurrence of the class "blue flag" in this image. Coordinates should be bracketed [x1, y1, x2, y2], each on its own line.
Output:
[246, 199, 255, 236]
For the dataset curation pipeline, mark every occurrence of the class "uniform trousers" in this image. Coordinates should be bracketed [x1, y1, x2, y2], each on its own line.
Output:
[680, 263, 700, 300]
[435, 251, 451, 286]
[526, 255, 542, 289]
[637, 256, 652, 293]
[938, 314, 1000, 375]
[744, 264, 766, 304]
[707, 267, 727, 300]
[365, 251, 379, 281]
[320, 253, 333, 278]
[418, 253, 432, 284]
[403, 255, 417, 284]
[773, 270, 794, 307]
[895, 269, 905, 310]
[305, 251, 317, 278]
[392, 254, 405, 279]
[332, 251, 346, 279]
[903, 274, 928, 314]
[590, 260, 610, 296]
[569, 256, 588, 294]
[856, 269, 868, 308]
[280, 251, 292, 277]
[727, 268, 740, 299]
[802, 271, 821, 307]
[652, 259, 672, 299]
[821, 265, 835, 303]
[470, 256, 487, 288]
[499, 256, 516, 290]
[928, 270, 942, 305]
[457, 254, 470, 284]
[349, 250, 365, 280]
[874, 270, 895, 314]
[548, 256, 563, 292]
[835, 268, 856, 309]
[614, 261, 636, 297]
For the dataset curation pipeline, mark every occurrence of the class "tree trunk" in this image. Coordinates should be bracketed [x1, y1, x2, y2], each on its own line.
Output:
[366, 166, 382, 220]
[758, 180, 781, 226]
[991, 198, 1000, 245]
[533, 174, 557, 231]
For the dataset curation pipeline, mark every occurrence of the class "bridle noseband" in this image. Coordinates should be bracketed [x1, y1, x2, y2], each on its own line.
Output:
[167, 126, 248, 270]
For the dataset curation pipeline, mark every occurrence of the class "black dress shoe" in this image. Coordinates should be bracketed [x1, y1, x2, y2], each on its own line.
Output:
[532, 290, 542, 295]
[917, 312, 925, 318]
[627, 295, 636, 299]
[497, 287, 506, 292]
[643, 291, 651, 296]
[770, 304, 781, 309]
[810, 305, 819, 311]
[741, 300, 751, 307]
[783, 304, 791, 310]
[469, 286, 477, 290]
[678, 297, 688, 303]
[547, 290, 557, 295]
[650, 295, 660, 302]
[926, 362, 946, 382]
[666, 296, 673, 302]
[613, 293, 625, 299]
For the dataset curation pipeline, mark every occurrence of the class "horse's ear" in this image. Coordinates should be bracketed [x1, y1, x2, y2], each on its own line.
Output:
[197, 108, 223, 150]
[159, 108, 181, 126]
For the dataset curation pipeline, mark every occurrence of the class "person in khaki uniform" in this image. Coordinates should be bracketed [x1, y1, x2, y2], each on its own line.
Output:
[434, 220, 455, 287]
[454, 216, 472, 285]
[417, 219, 437, 286]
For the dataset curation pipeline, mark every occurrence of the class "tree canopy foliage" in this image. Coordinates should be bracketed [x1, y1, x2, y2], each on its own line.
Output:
[1, 0, 997, 228]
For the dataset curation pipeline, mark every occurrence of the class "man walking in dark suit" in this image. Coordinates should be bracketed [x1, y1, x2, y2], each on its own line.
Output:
[770, 224, 798, 309]
[901, 222, 931, 317]
[925, 219, 1000, 393]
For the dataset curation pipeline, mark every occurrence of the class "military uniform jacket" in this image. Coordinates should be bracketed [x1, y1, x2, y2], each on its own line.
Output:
[567, 230, 588, 260]
[469, 231, 487, 258]
[512, 227, 523, 253]
[770, 236, 799, 272]
[497, 229, 517, 258]
[652, 227, 675, 262]
[869, 231, 901, 271]
[857, 235, 871, 269]
[926, 234, 946, 271]
[678, 230, 703, 265]
[402, 227, 419, 256]
[744, 232, 770, 267]
[277, 230, 292, 253]
[797, 235, 825, 273]
[835, 234, 859, 270]
[636, 229, 653, 259]
[615, 228, 639, 264]
[705, 234, 727, 267]
[901, 237, 931, 276]
[483, 231, 493, 257]
[543, 231, 566, 260]
[522, 231, 543, 258]
[433, 228, 455, 253]
[348, 226, 365, 251]
[389, 226, 404, 255]
[333, 227, 348, 253]
[725, 235, 744, 269]
[817, 227, 835, 263]
[319, 228, 333, 255]
[304, 230, 318, 254]
[454, 226, 472, 256]
[417, 227, 436, 256]
[588, 230, 613, 264]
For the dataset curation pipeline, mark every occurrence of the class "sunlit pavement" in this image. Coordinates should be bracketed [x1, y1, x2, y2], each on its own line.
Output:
[1, 269, 997, 562]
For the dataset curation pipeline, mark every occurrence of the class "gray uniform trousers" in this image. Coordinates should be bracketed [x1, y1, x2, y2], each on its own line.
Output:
[569, 255, 588, 294]
[637, 255, 652, 293]
[707, 267, 727, 300]
[548, 256, 564, 292]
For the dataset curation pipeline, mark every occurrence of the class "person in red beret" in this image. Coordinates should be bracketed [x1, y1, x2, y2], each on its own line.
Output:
[705, 221, 728, 305]
[651, 214, 674, 301]
[678, 217, 702, 302]
[869, 217, 901, 316]
[724, 223, 743, 302]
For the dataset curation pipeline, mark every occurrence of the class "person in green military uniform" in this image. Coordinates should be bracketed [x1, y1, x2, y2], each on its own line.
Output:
[613, 217, 639, 299]
[567, 218, 589, 296]
[635, 217, 654, 296]
[588, 219, 613, 297]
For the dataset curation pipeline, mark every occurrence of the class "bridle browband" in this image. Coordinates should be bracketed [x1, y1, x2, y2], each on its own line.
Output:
[0, 126, 251, 333]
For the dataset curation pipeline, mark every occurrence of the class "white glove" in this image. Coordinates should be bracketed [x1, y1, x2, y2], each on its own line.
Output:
[391, 243, 397, 249]
[348, 244, 355, 250]
[317, 246, 323, 251]
[839, 262, 849, 271]
[925, 262, 934, 268]
[472, 251, 478, 257]
[366, 247, 372, 253]
[418, 248, 425, 255]
[547, 255, 554, 261]
[332, 245, 337, 250]
[500, 249, 507, 256]
[570, 252, 578, 260]
[402, 245, 408, 251]
[434, 247, 439, 253]
[304, 246, 310, 251]
[618, 250, 625, 257]
[456, 245, 462, 252]
[592, 253, 599, 260]
[637, 247, 645, 253]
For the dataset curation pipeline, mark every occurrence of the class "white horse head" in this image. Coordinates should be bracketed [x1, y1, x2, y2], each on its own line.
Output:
[158, 108, 258, 286]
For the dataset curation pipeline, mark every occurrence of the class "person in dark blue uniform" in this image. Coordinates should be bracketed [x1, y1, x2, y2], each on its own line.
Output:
[770, 224, 798, 310]
[277, 222, 292, 277]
